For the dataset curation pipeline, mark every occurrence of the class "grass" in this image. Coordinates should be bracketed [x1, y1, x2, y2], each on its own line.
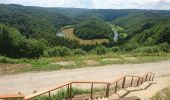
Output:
[0, 53, 170, 74]
[30, 88, 104, 100]
[62, 28, 108, 45]
[151, 87, 170, 100]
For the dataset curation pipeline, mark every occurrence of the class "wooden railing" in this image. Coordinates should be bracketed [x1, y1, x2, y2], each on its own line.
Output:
[0, 94, 24, 100]
[0, 72, 155, 100]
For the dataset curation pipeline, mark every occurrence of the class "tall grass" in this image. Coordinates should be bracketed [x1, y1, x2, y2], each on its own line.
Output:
[32, 88, 103, 100]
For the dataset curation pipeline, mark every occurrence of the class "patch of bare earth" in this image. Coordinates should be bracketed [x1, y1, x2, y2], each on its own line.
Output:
[102, 58, 120, 61]
[0, 64, 31, 74]
[83, 60, 100, 66]
[124, 57, 136, 60]
[51, 61, 76, 66]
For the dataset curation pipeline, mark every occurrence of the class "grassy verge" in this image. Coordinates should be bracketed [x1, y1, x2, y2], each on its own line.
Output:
[31, 88, 103, 100]
[0, 53, 170, 74]
[151, 87, 170, 100]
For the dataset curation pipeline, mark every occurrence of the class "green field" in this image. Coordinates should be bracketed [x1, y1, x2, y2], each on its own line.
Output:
[62, 28, 109, 45]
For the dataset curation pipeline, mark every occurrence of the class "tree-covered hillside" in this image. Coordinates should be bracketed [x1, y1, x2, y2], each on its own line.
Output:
[74, 17, 113, 39]
[0, 4, 170, 59]
[0, 4, 75, 39]
[111, 12, 170, 51]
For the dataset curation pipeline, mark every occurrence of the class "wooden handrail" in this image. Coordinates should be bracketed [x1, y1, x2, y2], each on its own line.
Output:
[25, 82, 71, 99]
[1, 72, 155, 100]
[0, 94, 24, 99]
[71, 80, 109, 84]
[110, 75, 126, 85]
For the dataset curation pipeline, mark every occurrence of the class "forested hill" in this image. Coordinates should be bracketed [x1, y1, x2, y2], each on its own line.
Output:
[74, 17, 113, 39]
[1, 4, 170, 40]
[0, 4, 75, 39]
[0, 4, 138, 40]
[112, 12, 170, 50]
[0, 3, 170, 58]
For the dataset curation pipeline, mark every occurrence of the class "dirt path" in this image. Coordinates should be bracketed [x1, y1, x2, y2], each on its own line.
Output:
[0, 60, 170, 95]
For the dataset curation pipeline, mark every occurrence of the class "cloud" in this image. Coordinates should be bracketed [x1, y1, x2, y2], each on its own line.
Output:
[0, 0, 93, 8]
[0, 0, 170, 10]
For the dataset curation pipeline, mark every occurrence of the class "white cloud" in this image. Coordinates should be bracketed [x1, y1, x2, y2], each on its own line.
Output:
[0, 0, 170, 10]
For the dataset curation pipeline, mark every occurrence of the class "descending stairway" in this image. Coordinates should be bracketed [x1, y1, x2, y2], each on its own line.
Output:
[74, 81, 153, 100]
[0, 72, 157, 100]
[93, 97, 109, 100]
[92, 81, 154, 100]
[109, 81, 154, 100]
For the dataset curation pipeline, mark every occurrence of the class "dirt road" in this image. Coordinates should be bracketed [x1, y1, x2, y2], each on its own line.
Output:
[0, 60, 170, 94]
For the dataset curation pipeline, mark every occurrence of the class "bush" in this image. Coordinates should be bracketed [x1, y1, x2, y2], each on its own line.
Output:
[94, 45, 107, 55]
[0, 24, 46, 58]
[124, 42, 140, 51]
[48, 46, 71, 57]
[159, 42, 170, 53]
[133, 46, 162, 53]
[112, 46, 121, 52]
[73, 49, 86, 55]
[0, 56, 15, 63]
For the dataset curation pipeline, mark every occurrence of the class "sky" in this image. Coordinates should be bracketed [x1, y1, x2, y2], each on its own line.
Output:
[0, 0, 170, 10]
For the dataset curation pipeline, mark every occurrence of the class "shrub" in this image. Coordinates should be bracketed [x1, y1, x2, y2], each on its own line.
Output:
[48, 46, 71, 57]
[73, 49, 86, 55]
[0, 56, 15, 63]
[133, 46, 162, 53]
[124, 42, 140, 51]
[112, 46, 121, 52]
[159, 42, 170, 53]
[94, 45, 107, 55]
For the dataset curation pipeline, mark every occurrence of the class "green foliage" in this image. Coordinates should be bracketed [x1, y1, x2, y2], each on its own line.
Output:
[93, 45, 107, 55]
[47, 46, 71, 57]
[48, 36, 80, 49]
[74, 17, 113, 39]
[73, 48, 86, 55]
[0, 4, 170, 59]
[112, 46, 121, 52]
[112, 12, 170, 48]
[159, 42, 170, 53]
[133, 46, 162, 53]
[0, 4, 74, 40]
[112, 12, 161, 36]
[0, 56, 15, 63]
[124, 42, 140, 51]
[32, 88, 92, 100]
[0, 24, 46, 58]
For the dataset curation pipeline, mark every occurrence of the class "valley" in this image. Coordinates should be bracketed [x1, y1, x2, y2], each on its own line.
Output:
[0, 3, 170, 100]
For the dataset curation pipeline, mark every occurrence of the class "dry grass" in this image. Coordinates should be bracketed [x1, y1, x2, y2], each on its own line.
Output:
[62, 28, 109, 45]
[0, 63, 31, 74]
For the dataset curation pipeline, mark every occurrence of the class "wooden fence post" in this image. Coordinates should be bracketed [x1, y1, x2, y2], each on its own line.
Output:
[137, 77, 140, 87]
[145, 74, 148, 81]
[48, 91, 51, 100]
[122, 77, 126, 88]
[149, 73, 152, 81]
[106, 84, 110, 97]
[70, 83, 72, 100]
[115, 82, 118, 93]
[91, 82, 94, 99]
[130, 77, 134, 87]
[152, 74, 155, 81]
[141, 77, 143, 84]
[67, 84, 70, 100]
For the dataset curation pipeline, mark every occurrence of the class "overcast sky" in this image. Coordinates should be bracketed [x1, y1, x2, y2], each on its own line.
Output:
[0, 0, 170, 10]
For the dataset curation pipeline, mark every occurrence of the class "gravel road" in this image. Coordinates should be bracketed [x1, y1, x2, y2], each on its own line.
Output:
[0, 60, 170, 94]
